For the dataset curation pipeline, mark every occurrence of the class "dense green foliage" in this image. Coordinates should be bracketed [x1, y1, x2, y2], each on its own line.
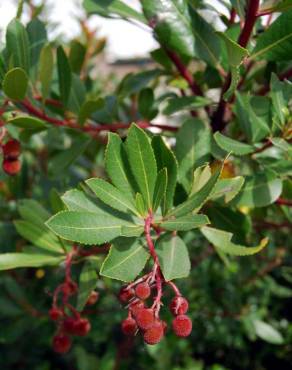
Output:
[0, 0, 291, 369]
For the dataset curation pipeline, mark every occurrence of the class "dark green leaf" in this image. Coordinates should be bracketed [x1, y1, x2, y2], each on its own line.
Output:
[153, 168, 168, 212]
[77, 261, 98, 311]
[27, 18, 47, 67]
[214, 132, 254, 155]
[3, 67, 28, 100]
[39, 44, 54, 101]
[57, 46, 72, 105]
[163, 96, 211, 115]
[69, 40, 86, 74]
[78, 98, 105, 125]
[159, 214, 210, 231]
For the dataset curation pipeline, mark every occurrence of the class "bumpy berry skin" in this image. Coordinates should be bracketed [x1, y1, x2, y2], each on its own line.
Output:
[170, 296, 189, 316]
[172, 315, 192, 338]
[52, 334, 71, 354]
[2, 158, 21, 176]
[86, 291, 99, 306]
[121, 317, 137, 336]
[49, 307, 63, 321]
[135, 282, 151, 300]
[73, 318, 91, 336]
[2, 139, 21, 159]
[143, 321, 164, 345]
[63, 317, 77, 335]
[129, 300, 144, 317]
[135, 308, 155, 330]
[119, 286, 135, 303]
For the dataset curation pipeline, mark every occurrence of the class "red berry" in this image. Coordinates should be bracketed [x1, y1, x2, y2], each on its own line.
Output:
[135, 282, 151, 300]
[121, 317, 137, 336]
[172, 315, 192, 338]
[62, 281, 78, 296]
[73, 318, 91, 336]
[143, 321, 164, 345]
[2, 158, 21, 176]
[129, 300, 144, 317]
[49, 307, 63, 321]
[63, 317, 77, 335]
[52, 334, 71, 354]
[2, 139, 21, 159]
[86, 291, 99, 306]
[170, 296, 189, 316]
[119, 286, 135, 303]
[135, 308, 155, 330]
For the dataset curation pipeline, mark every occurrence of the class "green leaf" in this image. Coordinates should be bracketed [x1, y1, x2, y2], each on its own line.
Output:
[68, 74, 86, 114]
[77, 261, 98, 311]
[167, 166, 222, 217]
[126, 124, 157, 209]
[156, 234, 191, 281]
[211, 177, 245, 203]
[100, 237, 149, 282]
[83, 0, 147, 24]
[189, 7, 222, 67]
[270, 73, 287, 127]
[201, 226, 268, 256]
[69, 40, 86, 74]
[138, 88, 156, 120]
[252, 10, 292, 61]
[152, 136, 178, 214]
[18, 199, 50, 226]
[159, 214, 210, 231]
[231, 173, 283, 207]
[214, 132, 254, 155]
[27, 18, 47, 67]
[46, 211, 131, 245]
[119, 70, 161, 97]
[175, 119, 211, 193]
[86, 178, 138, 215]
[152, 168, 168, 212]
[271, 138, 292, 156]
[8, 115, 48, 129]
[49, 136, 90, 177]
[105, 133, 134, 197]
[6, 19, 30, 72]
[141, 0, 195, 57]
[253, 320, 284, 345]
[3, 67, 28, 100]
[261, 0, 292, 13]
[39, 44, 54, 101]
[57, 46, 72, 105]
[190, 164, 211, 195]
[78, 98, 104, 125]
[14, 220, 64, 254]
[62, 189, 110, 214]
[163, 96, 211, 115]
[0, 253, 64, 271]
[135, 193, 147, 217]
[121, 224, 144, 237]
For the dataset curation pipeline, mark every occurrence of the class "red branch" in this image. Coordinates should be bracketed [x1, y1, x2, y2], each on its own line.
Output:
[276, 198, 292, 207]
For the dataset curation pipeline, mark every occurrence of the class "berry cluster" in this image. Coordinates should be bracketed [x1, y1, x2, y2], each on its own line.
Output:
[119, 280, 192, 345]
[1, 138, 22, 176]
[49, 248, 99, 353]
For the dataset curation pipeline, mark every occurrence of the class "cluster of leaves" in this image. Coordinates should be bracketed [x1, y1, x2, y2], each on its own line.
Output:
[0, 0, 291, 369]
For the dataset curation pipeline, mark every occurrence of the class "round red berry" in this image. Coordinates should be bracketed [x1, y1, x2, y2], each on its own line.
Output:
[135, 282, 151, 300]
[129, 300, 144, 317]
[49, 307, 63, 321]
[2, 139, 21, 159]
[86, 291, 99, 306]
[143, 321, 164, 345]
[172, 315, 192, 338]
[121, 317, 137, 336]
[135, 308, 155, 330]
[2, 158, 21, 176]
[63, 317, 77, 335]
[119, 286, 135, 303]
[73, 318, 91, 336]
[52, 334, 71, 354]
[62, 281, 78, 296]
[170, 296, 189, 316]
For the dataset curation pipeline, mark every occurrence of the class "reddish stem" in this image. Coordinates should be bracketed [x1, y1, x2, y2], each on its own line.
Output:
[276, 198, 292, 207]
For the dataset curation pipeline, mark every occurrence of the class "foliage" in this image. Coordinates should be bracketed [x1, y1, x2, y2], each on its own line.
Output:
[0, 0, 291, 369]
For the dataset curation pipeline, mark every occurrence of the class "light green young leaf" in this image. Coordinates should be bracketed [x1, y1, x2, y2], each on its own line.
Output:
[201, 226, 268, 256]
[152, 136, 178, 214]
[156, 234, 191, 281]
[152, 168, 168, 212]
[86, 178, 138, 215]
[135, 193, 147, 217]
[126, 124, 157, 209]
[190, 164, 211, 195]
[253, 319, 284, 345]
[39, 44, 54, 101]
[214, 132, 254, 155]
[0, 253, 64, 271]
[77, 261, 98, 311]
[8, 115, 48, 129]
[3, 68, 28, 101]
[105, 133, 134, 197]
[69, 40, 86, 74]
[210, 177, 245, 203]
[46, 211, 133, 245]
[100, 238, 149, 282]
[158, 214, 210, 231]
